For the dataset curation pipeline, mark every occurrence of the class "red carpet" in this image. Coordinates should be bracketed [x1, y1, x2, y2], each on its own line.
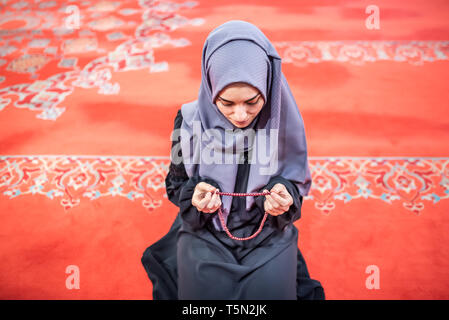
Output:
[0, 0, 448, 299]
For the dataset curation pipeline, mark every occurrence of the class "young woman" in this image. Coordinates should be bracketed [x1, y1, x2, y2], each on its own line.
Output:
[142, 20, 324, 300]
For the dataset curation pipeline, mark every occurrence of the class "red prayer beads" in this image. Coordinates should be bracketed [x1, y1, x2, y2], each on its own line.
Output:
[214, 190, 271, 241]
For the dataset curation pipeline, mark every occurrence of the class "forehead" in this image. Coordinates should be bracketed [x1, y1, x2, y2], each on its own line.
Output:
[218, 82, 260, 99]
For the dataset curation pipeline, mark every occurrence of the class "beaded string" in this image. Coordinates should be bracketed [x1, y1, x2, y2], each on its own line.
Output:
[213, 190, 271, 241]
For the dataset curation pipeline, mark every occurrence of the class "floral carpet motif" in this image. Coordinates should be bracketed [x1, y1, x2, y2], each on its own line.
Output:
[2, 155, 447, 216]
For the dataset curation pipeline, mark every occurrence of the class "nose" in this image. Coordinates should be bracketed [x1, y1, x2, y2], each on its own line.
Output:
[234, 105, 248, 121]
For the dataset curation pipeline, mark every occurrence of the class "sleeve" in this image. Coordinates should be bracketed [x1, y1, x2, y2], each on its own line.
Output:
[178, 175, 221, 231]
[164, 109, 221, 230]
[254, 175, 303, 231]
[164, 109, 189, 207]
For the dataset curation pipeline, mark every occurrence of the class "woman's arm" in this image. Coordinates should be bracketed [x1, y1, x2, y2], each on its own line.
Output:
[178, 175, 221, 230]
[254, 175, 303, 231]
[165, 109, 220, 230]
[165, 110, 189, 207]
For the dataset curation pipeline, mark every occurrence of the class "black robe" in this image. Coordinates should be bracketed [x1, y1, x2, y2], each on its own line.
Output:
[141, 110, 325, 300]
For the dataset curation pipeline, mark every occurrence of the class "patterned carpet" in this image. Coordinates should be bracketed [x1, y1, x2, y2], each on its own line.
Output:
[1, 0, 448, 299]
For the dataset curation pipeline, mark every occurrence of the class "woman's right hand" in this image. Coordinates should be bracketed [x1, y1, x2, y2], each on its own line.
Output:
[192, 182, 222, 214]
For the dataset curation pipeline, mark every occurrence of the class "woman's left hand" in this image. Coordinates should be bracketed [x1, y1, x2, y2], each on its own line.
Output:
[263, 183, 293, 216]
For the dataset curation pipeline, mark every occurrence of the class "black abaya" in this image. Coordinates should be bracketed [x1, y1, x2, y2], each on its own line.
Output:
[141, 110, 325, 300]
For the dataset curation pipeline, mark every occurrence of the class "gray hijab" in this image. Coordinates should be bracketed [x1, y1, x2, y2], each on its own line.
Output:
[178, 20, 312, 231]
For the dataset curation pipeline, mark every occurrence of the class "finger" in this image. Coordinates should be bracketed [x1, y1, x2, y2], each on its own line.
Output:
[264, 199, 285, 216]
[195, 182, 207, 194]
[215, 196, 222, 209]
[196, 182, 217, 195]
[209, 193, 222, 213]
[214, 195, 221, 209]
[265, 194, 280, 209]
[204, 183, 218, 193]
[198, 192, 212, 210]
[264, 199, 272, 212]
[277, 206, 289, 214]
[214, 192, 221, 207]
[191, 192, 201, 207]
[271, 208, 284, 216]
[207, 192, 218, 209]
[264, 199, 281, 215]
[271, 184, 291, 199]
[194, 190, 207, 201]
[209, 196, 221, 213]
[206, 188, 218, 200]
[273, 189, 293, 206]
[270, 183, 286, 194]
[270, 192, 290, 207]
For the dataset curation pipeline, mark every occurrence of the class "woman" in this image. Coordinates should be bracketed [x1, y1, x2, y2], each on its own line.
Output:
[141, 20, 324, 300]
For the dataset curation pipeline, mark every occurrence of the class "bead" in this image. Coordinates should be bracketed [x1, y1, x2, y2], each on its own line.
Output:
[213, 190, 271, 241]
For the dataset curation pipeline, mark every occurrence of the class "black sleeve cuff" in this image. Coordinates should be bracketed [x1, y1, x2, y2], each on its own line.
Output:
[178, 175, 222, 231]
[254, 175, 303, 231]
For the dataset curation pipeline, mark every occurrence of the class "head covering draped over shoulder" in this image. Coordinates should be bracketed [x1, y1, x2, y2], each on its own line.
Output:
[179, 20, 312, 231]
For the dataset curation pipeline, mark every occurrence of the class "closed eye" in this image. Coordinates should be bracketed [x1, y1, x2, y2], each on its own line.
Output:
[218, 94, 261, 106]
[246, 97, 261, 105]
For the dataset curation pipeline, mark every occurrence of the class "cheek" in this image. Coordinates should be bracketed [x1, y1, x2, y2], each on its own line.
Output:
[217, 105, 227, 112]
[216, 105, 233, 118]
[251, 102, 264, 115]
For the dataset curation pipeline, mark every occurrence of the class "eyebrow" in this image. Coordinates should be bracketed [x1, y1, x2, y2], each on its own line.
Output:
[218, 93, 260, 104]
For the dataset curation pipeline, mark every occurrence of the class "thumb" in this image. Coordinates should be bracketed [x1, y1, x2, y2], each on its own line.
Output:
[197, 182, 214, 192]
[204, 183, 218, 193]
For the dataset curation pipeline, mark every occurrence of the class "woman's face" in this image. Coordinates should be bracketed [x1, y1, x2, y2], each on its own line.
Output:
[214, 82, 265, 128]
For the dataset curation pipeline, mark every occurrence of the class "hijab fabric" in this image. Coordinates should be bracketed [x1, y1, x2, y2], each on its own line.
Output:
[178, 20, 312, 231]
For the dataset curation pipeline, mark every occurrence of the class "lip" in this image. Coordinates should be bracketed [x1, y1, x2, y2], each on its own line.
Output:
[234, 120, 249, 126]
